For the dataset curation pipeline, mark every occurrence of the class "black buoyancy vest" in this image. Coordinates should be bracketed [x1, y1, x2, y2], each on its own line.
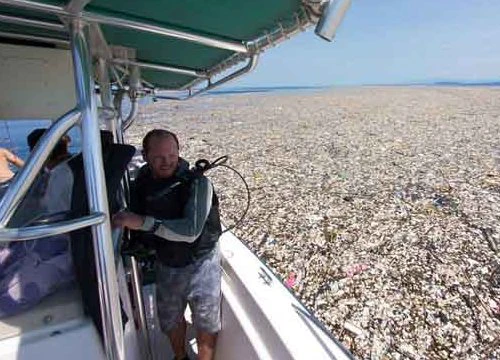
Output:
[132, 164, 222, 267]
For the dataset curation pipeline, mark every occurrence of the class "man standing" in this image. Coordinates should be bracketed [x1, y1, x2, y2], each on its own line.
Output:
[113, 129, 222, 360]
[0, 147, 24, 183]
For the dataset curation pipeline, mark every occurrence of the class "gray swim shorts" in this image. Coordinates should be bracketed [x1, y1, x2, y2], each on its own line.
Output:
[156, 248, 221, 334]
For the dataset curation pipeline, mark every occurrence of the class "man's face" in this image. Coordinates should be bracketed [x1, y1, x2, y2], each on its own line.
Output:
[144, 135, 179, 179]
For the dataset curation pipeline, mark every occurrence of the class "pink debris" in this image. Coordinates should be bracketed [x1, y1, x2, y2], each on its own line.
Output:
[285, 272, 297, 288]
[345, 263, 369, 278]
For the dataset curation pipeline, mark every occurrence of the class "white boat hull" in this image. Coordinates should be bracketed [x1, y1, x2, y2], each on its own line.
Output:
[1, 232, 351, 360]
[146, 231, 352, 360]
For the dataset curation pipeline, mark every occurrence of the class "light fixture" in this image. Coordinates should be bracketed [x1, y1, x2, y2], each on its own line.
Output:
[314, 0, 352, 42]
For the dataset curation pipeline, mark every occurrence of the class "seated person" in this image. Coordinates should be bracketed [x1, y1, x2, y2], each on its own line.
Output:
[27, 129, 72, 169]
[30, 129, 73, 216]
[0, 130, 75, 318]
[11, 129, 74, 226]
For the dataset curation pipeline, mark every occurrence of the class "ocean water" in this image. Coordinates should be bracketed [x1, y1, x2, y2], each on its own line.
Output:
[205, 85, 330, 96]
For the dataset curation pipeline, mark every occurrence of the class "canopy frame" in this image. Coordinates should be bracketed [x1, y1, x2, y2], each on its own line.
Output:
[0, 0, 319, 97]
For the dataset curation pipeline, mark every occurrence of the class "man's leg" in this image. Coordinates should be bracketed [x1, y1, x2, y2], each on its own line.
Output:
[167, 318, 187, 360]
[197, 331, 217, 360]
[156, 262, 190, 359]
[189, 248, 222, 360]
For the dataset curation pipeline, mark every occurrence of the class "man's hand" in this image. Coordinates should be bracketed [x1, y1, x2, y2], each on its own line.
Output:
[112, 211, 145, 230]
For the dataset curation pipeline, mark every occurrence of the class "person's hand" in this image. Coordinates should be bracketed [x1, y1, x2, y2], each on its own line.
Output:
[112, 211, 145, 230]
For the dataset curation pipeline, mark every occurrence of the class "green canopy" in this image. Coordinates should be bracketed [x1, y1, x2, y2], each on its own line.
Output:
[0, 0, 314, 90]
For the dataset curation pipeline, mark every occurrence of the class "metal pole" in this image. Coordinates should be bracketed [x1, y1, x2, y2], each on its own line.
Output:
[65, 0, 91, 15]
[97, 59, 113, 109]
[0, 0, 248, 53]
[115, 115, 125, 144]
[0, 213, 105, 242]
[83, 12, 247, 53]
[129, 256, 153, 360]
[110, 58, 208, 79]
[156, 55, 259, 101]
[121, 100, 139, 131]
[0, 109, 80, 227]
[113, 64, 155, 95]
[113, 89, 139, 132]
[0, 0, 66, 15]
[0, 31, 69, 46]
[0, 13, 66, 32]
[121, 65, 141, 131]
[114, 113, 132, 207]
[70, 19, 124, 360]
[97, 58, 117, 139]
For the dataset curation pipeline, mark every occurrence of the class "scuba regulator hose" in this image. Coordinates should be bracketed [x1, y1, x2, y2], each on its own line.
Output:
[193, 156, 251, 234]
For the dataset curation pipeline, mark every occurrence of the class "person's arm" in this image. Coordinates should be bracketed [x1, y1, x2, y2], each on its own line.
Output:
[141, 176, 213, 243]
[4, 149, 24, 168]
[5, 149, 24, 168]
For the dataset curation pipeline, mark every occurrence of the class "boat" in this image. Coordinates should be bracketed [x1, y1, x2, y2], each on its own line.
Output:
[0, 1, 354, 359]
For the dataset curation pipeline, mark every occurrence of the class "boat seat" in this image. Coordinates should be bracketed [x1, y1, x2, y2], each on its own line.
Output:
[0, 284, 83, 341]
[67, 132, 135, 339]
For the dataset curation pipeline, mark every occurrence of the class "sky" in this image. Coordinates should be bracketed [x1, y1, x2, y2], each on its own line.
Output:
[235, 0, 500, 87]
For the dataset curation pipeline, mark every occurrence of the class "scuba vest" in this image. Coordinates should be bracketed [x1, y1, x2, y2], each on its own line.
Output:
[132, 159, 222, 267]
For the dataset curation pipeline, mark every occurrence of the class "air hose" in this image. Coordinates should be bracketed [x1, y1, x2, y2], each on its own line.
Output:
[193, 156, 251, 233]
[145, 155, 250, 233]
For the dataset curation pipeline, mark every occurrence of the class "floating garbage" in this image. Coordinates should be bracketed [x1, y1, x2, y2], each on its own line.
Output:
[344, 263, 369, 278]
[285, 271, 297, 288]
[129, 87, 500, 359]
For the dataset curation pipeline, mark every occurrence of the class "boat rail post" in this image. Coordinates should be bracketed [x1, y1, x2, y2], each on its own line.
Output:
[97, 58, 118, 140]
[101, 57, 152, 359]
[70, 18, 124, 360]
[120, 64, 140, 132]
[128, 255, 153, 360]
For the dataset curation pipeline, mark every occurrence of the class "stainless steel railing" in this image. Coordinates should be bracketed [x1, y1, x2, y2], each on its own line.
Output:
[70, 19, 124, 360]
[0, 108, 80, 227]
[0, 213, 106, 241]
[0, 19, 126, 360]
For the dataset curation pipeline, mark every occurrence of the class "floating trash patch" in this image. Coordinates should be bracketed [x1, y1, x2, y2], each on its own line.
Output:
[130, 87, 500, 359]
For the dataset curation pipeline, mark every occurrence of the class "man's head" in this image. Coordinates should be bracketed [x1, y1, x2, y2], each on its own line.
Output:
[142, 129, 179, 179]
[27, 129, 47, 151]
[27, 128, 71, 168]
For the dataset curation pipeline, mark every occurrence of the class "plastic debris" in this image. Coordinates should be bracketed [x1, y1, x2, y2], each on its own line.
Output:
[344, 321, 365, 337]
[285, 271, 297, 288]
[129, 87, 500, 359]
[344, 263, 369, 278]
